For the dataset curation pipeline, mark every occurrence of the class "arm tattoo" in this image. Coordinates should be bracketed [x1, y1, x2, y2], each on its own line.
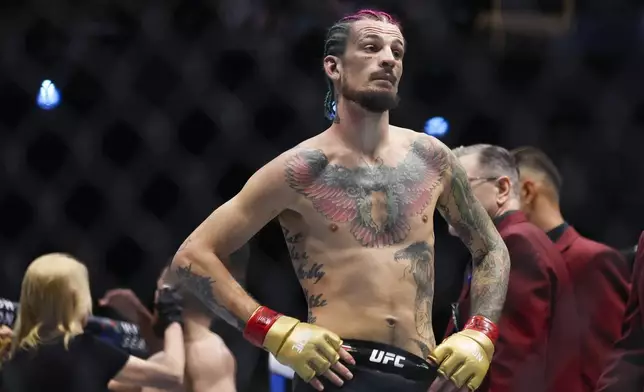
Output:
[437, 155, 510, 323]
[169, 264, 246, 329]
[394, 241, 435, 342]
[283, 142, 447, 248]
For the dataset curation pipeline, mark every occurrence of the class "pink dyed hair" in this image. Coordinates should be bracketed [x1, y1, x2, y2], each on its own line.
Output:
[337, 9, 400, 27]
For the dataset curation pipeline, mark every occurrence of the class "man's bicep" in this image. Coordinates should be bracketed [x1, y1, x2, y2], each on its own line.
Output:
[180, 157, 294, 259]
[437, 153, 499, 257]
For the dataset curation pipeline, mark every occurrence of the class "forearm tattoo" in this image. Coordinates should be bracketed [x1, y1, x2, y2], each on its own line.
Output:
[167, 264, 247, 330]
[437, 156, 510, 323]
[394, 241, 435, 349]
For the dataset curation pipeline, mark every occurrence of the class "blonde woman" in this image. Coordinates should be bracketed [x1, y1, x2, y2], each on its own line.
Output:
[1, 253, 185, 392]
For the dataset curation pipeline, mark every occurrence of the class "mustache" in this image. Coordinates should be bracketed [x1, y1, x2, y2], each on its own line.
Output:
[370, 71, 397, 83]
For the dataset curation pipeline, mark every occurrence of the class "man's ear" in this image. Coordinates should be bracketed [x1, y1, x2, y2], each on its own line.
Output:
[496, 176, 512, 204]
[323, 55, 341, 82]
[520, 179, 537, 205]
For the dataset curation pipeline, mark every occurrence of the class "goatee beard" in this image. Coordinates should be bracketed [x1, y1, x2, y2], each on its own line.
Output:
[341, 86, 400, 113]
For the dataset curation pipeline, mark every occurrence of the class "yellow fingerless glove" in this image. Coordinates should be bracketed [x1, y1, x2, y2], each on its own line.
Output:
[429, 315, 498, 390]
[244, 306, 343, 382]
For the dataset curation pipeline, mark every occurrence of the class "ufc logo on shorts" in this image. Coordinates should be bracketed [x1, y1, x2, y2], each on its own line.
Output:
[369, 349, 405, 368]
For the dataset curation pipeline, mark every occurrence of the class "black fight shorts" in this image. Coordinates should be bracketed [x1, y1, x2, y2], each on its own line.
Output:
[293, 339, 437, 392]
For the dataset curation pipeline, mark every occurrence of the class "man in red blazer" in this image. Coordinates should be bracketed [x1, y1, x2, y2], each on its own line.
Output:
[438, 144, 580, 392]
[595, 231, 644, 391]
[512, 147, 631, 391]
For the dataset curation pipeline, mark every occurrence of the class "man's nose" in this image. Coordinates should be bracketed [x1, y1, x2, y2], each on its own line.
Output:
[379, 47, 396, 68]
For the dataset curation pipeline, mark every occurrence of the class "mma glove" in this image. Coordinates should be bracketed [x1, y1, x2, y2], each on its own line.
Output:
[153, 285, 184, 338]
[244, 306, 342, 382]
[429, 315, 498, 391]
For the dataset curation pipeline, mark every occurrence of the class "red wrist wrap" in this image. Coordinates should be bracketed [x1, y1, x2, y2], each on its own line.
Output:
[243, 306, 282, 348]
[464, 315, 499, 344]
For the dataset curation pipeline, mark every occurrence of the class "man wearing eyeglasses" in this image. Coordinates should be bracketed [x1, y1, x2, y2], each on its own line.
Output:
[439, 144, 581, 392]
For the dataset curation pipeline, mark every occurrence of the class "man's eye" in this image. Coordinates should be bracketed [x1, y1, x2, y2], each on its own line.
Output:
[364, 45, 377, 52]
[393, 50, 403, 58]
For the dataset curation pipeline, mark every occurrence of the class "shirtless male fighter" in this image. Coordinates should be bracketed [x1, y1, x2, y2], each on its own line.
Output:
[168, 9, 511, 392]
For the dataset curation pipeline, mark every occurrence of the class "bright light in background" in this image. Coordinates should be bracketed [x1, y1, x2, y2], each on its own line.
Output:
[37, 79, 61, 110]
[424, 116, 449, 137]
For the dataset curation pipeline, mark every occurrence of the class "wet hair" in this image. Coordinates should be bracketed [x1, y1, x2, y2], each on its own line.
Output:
[323, 9, 400, 120]
[511, 146, 563, 194]
[453, 144, 520, 195]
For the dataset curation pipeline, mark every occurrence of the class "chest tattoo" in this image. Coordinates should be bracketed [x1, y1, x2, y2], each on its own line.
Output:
[284, 140, 448, 247]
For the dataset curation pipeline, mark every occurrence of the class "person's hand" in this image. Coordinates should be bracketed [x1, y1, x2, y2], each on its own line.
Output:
[0, 325, 13, 360]
[429, 316, 497, 391]
[244, 306, 355, 391]
[273, 321, 354, 391]
[153, 285, 184, 337]
[99, 289, 149, 323]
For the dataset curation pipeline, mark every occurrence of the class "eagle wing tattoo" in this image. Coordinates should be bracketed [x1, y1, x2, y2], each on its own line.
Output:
[284, 141, 448, 247]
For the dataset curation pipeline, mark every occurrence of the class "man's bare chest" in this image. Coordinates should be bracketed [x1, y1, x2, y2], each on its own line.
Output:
[284, 141, 448, 248]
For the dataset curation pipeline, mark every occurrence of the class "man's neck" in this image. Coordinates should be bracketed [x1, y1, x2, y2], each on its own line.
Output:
[494, 199, 521, 219]
[531, 198, 565, 232]
[331, 99, 389, 155]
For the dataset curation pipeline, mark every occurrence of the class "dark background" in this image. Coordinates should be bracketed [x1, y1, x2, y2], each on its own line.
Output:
[0, 0, 643, 387]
